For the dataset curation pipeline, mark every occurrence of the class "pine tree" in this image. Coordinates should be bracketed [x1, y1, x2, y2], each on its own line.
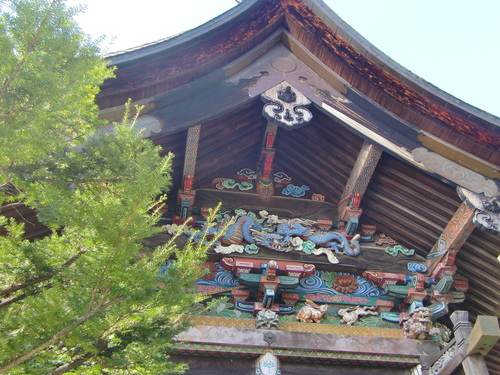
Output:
[0, 1, 210, 373]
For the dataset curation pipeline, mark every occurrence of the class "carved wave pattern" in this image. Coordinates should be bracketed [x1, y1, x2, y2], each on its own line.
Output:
[296, 271, 391, 299]
[193, 265, 392, 299]
[195, 262, 240, 287]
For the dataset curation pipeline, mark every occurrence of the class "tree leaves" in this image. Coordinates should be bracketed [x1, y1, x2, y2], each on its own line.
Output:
[0, 1, 207, 373]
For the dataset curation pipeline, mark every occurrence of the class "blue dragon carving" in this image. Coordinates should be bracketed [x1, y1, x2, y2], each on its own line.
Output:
[277, 221, 360, 257]
[191, 211, 361, 258]
[251, 231, 294, 252]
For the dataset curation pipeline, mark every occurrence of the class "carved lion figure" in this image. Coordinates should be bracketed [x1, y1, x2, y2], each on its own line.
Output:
[296, 300, 328, 323]
[401, 307, 441, 339]
[337, 305, 378, 325]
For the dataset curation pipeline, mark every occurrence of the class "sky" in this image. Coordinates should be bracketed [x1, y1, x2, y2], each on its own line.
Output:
[71, 0, 500, 118]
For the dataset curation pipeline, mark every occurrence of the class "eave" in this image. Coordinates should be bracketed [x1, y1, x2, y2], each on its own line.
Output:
[99, 0, 500, 167]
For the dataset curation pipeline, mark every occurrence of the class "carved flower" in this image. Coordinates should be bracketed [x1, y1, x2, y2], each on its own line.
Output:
[199, 262, 218, 280]
[333, 275, 358, 294]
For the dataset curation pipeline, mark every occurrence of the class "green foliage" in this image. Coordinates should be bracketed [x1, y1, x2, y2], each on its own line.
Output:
[0, 1, 210, 373]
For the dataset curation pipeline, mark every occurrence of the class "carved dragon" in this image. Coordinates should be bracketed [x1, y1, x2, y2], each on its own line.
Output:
[277, 220, 361, 256]
[191, 211, 361, 259]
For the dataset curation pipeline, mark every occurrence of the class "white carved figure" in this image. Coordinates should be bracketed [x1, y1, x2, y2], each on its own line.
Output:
[214, 244, 244, 254]
[337, 305, 378, 325]
[296, 300, 328, 323]
[256, 309, 280, 329]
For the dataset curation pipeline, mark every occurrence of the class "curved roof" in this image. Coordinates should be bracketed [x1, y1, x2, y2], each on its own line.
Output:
[95, 0, 500, 372]
[99, 0, 499, 161]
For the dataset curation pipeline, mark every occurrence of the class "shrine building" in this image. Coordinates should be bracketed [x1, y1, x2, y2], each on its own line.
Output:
[95, 0, 500, 374]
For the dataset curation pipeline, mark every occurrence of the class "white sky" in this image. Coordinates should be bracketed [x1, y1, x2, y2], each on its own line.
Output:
[72, 0, 500, 119]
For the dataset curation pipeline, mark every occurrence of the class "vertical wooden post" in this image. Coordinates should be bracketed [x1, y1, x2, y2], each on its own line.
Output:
[450, 311, 492, 375]
[178, 125, 201, 220]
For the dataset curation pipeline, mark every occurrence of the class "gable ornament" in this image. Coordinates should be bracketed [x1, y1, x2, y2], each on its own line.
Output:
[261, 82, 312, 130]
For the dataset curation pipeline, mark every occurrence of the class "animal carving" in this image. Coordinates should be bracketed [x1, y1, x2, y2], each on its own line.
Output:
[337, 305, 378, 325]
[277, 221, 361, 256]
[400, 307, 441, 339]
[296, 300, 328, 323]
[191, 211, 361, 259]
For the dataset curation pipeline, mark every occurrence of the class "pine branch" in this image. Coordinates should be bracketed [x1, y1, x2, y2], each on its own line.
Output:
[0, 284, 51, 309]
[47, 352, 95, 375]
[0, 105, 34, 119]
[0, 293, 125, 374]
[46, 337, 109, 375]
[0, 250, 85, 296]
[0, 0, 57, 102]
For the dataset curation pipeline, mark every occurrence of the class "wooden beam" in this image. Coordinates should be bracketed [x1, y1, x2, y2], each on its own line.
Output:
[427, 311, 500, 375]
[464, 315, 500, 356]
[338, 141, 382, 230]
[425, 202, 475, 277]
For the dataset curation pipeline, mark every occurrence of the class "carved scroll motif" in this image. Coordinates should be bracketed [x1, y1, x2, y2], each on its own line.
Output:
[261, 82, 312, 130]
[458, 186, 500, 236]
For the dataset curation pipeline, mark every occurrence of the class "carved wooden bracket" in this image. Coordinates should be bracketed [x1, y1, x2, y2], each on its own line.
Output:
[457, 186, 500, 237]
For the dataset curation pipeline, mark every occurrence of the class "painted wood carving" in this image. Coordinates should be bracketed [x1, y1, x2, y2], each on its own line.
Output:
[256, 309, 280, 329]
[296, 300, 328, 323]
[261, 82, 312, 130]
[338, 306, 378, 325]
[400, 307, 441, 339]
[425, 201, 475, 273]
[458, 186, 500, 236]
[191, 210, 361, 261]
[256, 352, 281, 375]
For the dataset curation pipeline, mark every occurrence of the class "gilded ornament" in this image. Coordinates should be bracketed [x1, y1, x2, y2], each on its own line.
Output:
[296, 300, 328, 323]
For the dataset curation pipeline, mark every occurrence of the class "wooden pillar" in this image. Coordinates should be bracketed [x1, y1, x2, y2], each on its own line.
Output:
[338, 141, 382, 234]
[177, 125, 201, 220]
[426, 202, 475, 277]
[426, 311, 499, 375]
[256, 122, 278, 200]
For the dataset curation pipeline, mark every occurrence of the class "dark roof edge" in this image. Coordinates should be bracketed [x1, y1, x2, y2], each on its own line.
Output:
[104, 0, 260, 66]
[307, 0, 500, 127]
